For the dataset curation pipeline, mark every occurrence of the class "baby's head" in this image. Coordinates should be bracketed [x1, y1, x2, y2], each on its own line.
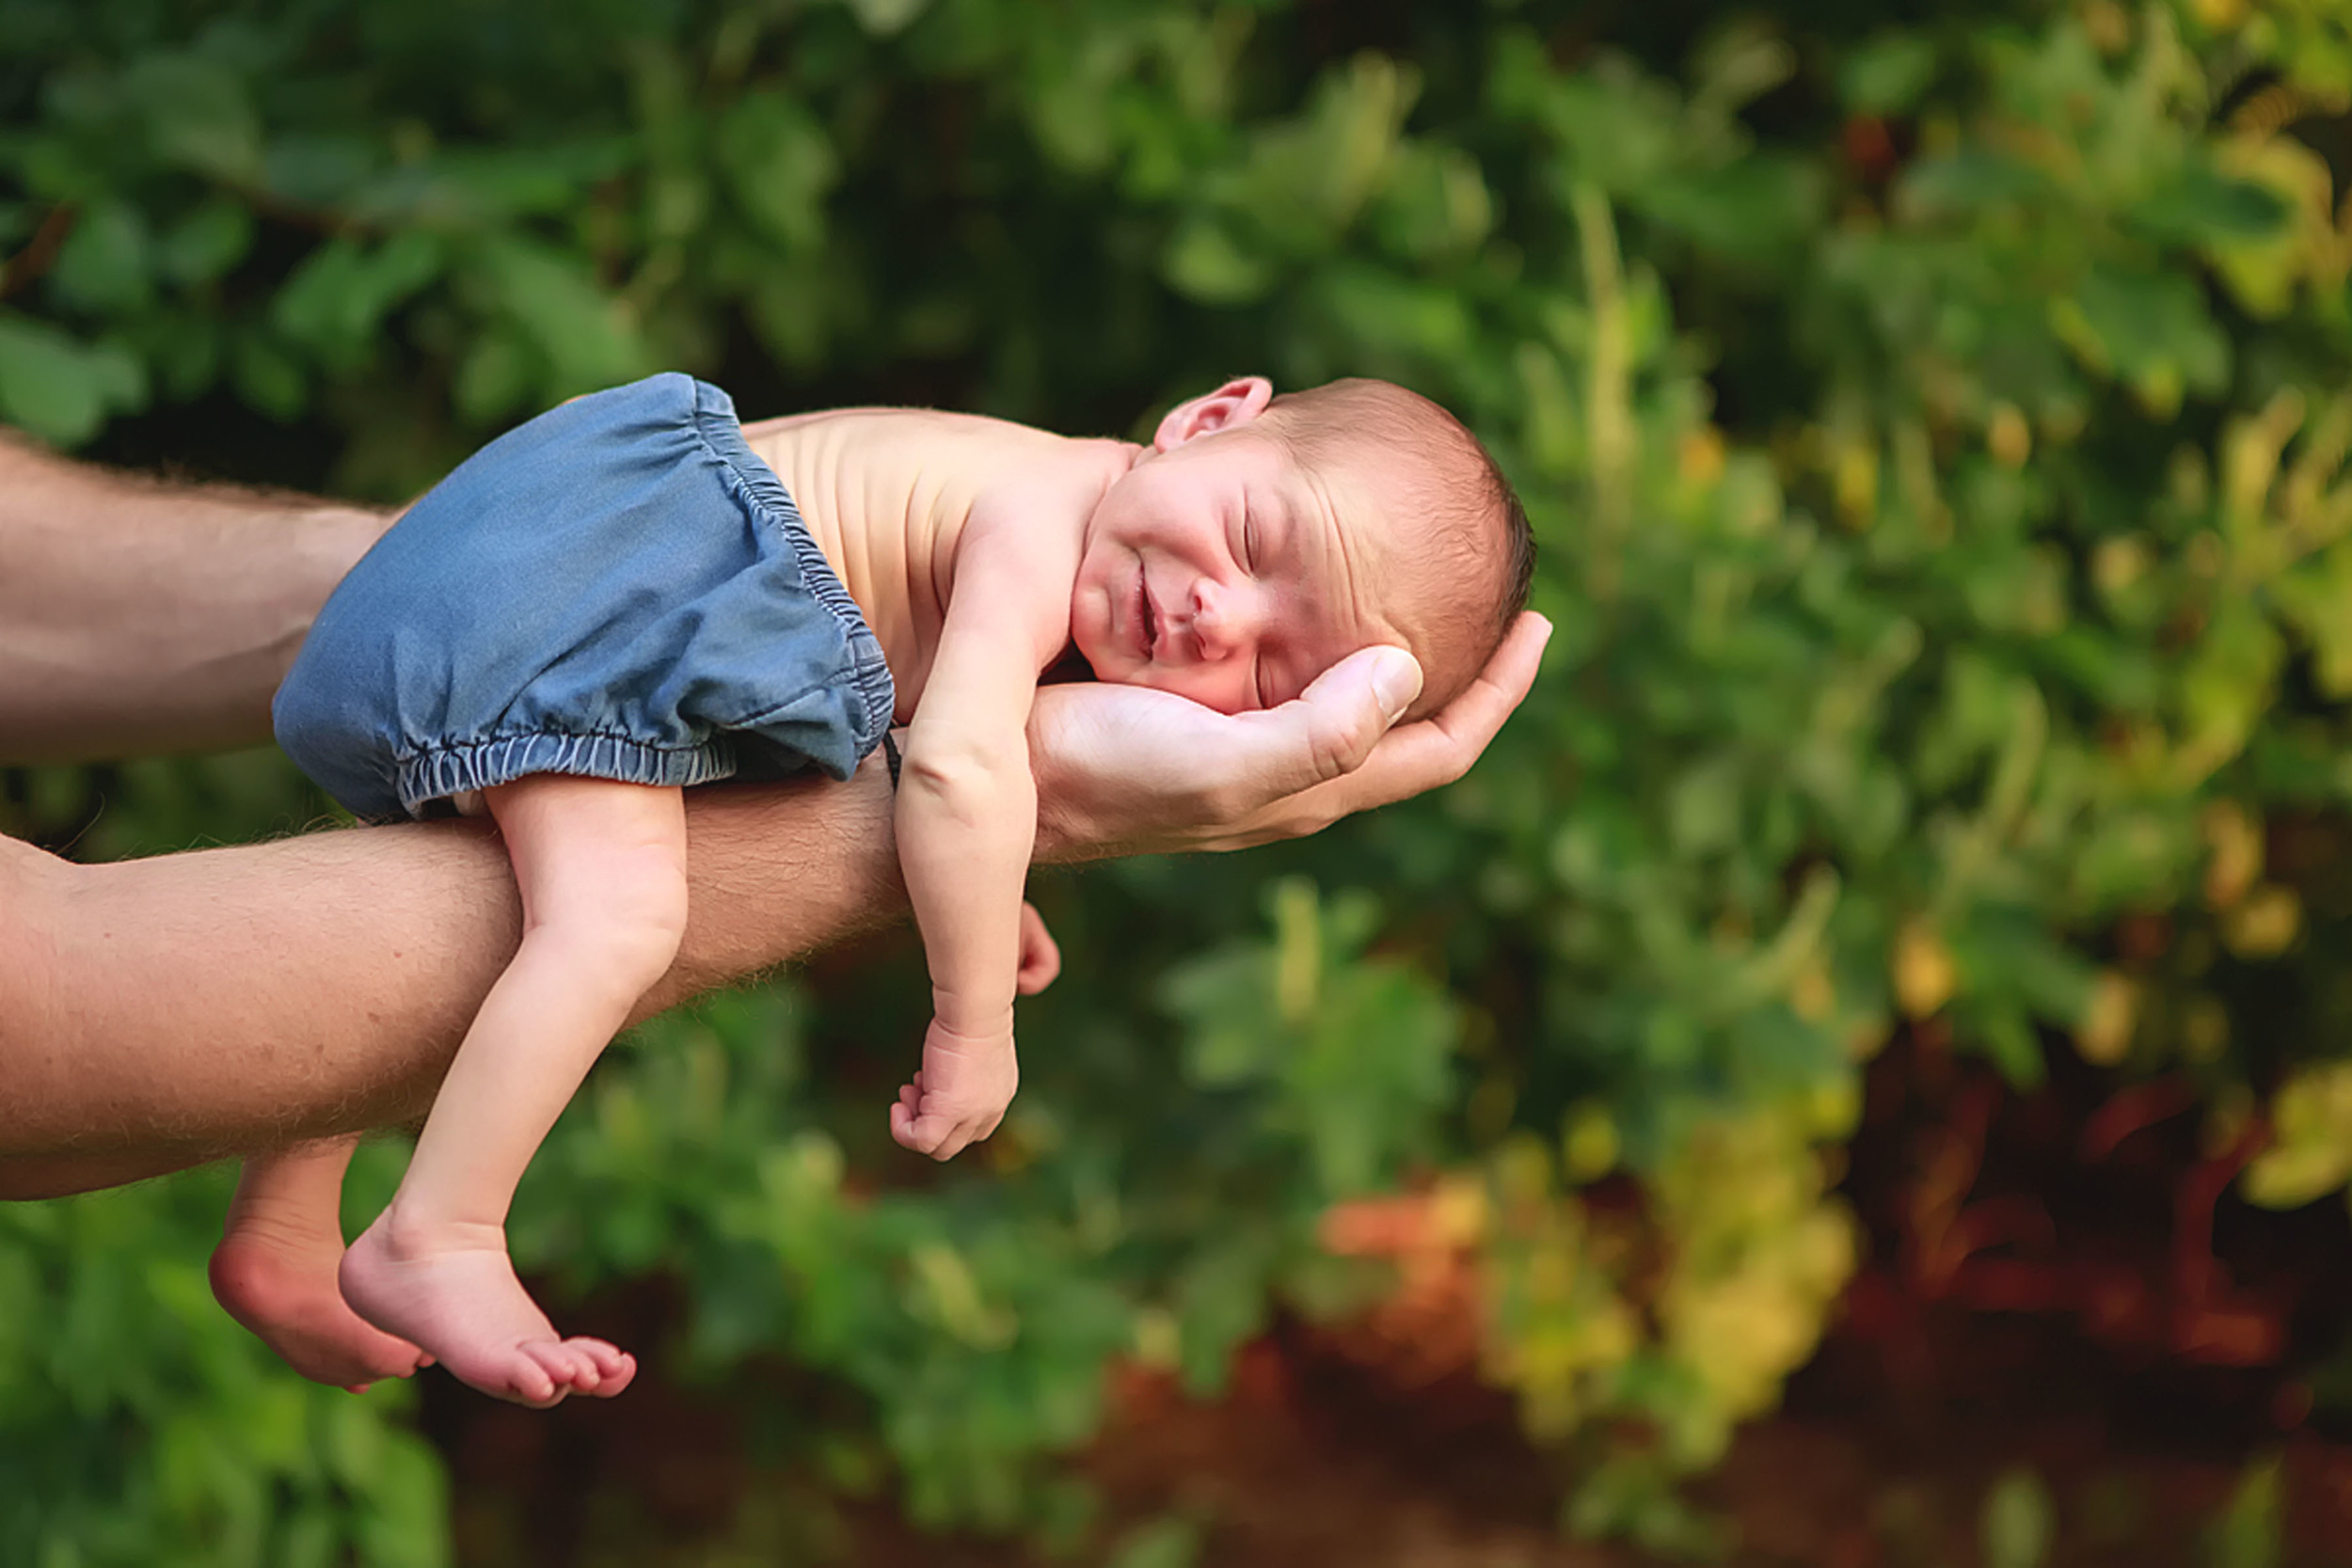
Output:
[1072, 375, 1533, 721]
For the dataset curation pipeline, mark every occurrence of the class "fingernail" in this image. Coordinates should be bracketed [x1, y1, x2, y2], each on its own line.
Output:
[1370, 648, 1422, 720]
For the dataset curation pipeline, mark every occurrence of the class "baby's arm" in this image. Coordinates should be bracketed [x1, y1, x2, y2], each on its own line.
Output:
[891, 531, 1069, 1161]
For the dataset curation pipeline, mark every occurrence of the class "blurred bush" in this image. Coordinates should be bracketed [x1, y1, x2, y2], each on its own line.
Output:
[7, 0, 2352, 1560]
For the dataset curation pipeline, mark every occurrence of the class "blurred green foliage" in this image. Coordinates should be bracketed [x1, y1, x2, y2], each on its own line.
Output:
[8, 0, 2352, 1560]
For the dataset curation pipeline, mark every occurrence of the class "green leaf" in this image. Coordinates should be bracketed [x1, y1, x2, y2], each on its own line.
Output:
[352, 1436, 452, 1568]
[2131, 166, 2292, 245]
[1967, 1000, 2046, 1088]
[1667, 756, 1743, 858]
[1982, 1468, 2055, 1568]
[466, 233, 647, 399]
[2057, 264, 2231, 396]
[1898, 149, 2051, 216]
[1316, 262, 1473, 359]
[1841, 33, 1939, 114]
[452, 330, 532, 425]
[50, 200, 151, 312]
[272, 231, 442, 372]
[1173, 1243, 1270, 1396]
[154, 199, 253, 287]
[1370, 142, 1496, 261]
[1108, 1513, 1205, 1568]
[0, 314, 146, 445]
[2208, 1455, 2283, 1568]
[229, 330, 306, 420]
[264, 134, 381, 206]
[125, 55, 262, 183]
[720, 94, 838, 251]
[1638, 154, 1825, 257]
[1163, 214, 1275, 305]
[842, 0, 931, 36]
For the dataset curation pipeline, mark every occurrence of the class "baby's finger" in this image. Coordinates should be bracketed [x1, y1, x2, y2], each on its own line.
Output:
[1016, 902, 1061, 993]
[898, 1109, 945, 1155]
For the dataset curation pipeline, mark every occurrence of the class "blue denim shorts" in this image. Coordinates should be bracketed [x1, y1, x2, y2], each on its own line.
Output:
[275, 373, 897, 822]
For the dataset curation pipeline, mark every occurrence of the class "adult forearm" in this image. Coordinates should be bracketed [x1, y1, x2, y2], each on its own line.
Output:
[0, 760, 902, 1183]
[0, 433, 389, 763]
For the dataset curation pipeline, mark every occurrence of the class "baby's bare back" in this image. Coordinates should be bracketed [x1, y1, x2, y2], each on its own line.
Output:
[741, 407, 1134, 718]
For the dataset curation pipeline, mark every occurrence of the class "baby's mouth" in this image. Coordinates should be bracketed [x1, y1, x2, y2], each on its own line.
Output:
[1136, 572, 1158, 660]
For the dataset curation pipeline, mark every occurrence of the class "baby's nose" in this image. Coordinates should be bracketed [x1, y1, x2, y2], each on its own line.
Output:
[1187, 580, 1257, 658]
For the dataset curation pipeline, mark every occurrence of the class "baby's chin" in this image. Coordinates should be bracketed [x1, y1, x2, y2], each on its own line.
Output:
[1062, 608, 1142, 688]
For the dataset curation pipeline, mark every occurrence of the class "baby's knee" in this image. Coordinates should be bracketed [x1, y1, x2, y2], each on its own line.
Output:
[527, 853, 688, 986]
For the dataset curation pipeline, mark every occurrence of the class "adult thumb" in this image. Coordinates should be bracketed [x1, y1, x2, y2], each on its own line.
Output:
[1279, 645, 1422, 787]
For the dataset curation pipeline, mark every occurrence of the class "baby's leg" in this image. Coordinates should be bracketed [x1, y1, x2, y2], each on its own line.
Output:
[340, 776, 687, 1406]
[211, 1135, 430, 1389]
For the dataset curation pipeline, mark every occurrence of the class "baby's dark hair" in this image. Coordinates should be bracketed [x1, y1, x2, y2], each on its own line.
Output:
[1257, 378, 1534, 718]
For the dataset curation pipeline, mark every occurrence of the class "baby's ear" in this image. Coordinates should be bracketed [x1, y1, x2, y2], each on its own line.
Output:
[1153, 376, 1274, 451]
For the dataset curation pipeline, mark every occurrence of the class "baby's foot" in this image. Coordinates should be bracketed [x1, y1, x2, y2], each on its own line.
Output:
[210, 1206, 430, 1390]
[339, 1212, 634, 1407]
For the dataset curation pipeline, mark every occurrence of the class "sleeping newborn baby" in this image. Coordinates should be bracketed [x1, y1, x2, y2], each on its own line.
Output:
[230, 372, 1534, 1404]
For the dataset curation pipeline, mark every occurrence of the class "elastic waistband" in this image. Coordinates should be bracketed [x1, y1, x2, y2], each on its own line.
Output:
[396, 730, 740, 819]
[685, 379, 897, 753]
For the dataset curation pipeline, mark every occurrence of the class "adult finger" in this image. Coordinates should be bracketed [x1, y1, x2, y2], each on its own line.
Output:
[1196, 644, 1422, 813]
[1210, 612, 1550, 849]
[1343, 610, 1552, 800]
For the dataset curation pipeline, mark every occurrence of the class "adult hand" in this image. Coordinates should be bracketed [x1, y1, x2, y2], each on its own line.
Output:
[1029, 610, 1551, 861]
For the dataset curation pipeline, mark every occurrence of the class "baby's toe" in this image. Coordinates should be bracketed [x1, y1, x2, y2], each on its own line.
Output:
[573, 1337, 626, 1374]
[507, 1364, 563, 1407]
[574, 1339, 636, 1397]
[519, 1341, 585, 1402]
[556, 1338, 617, 1394]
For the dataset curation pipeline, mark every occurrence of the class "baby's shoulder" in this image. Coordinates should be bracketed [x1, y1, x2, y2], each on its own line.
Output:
[965, 436, 1132, 522]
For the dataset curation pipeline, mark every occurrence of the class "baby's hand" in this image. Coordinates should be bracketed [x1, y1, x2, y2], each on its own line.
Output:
[1015, 901, 1059, 995]
[890, 1020, 1019, 1162]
